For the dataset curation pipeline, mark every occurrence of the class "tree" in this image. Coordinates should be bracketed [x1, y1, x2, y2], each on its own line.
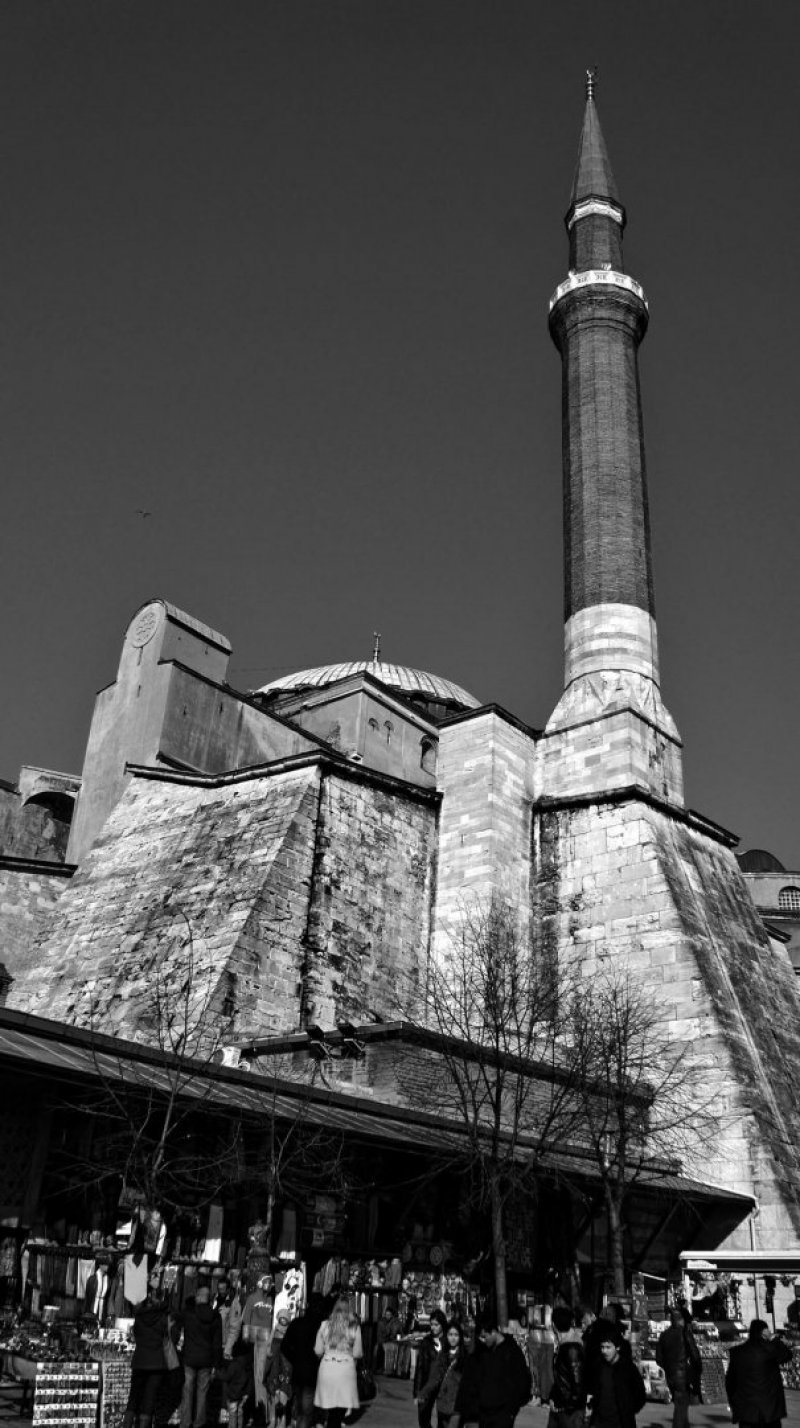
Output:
[51, 913, 349, 1240]
[400, 896, 582, 1327]
[51, 916, 245, 1217]
[567, 965, 720, 1297]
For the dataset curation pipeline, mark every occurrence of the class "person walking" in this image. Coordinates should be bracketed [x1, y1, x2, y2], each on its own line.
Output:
[281, 1294, 326, 1428]
[242, 1274, 275, 1425]
[263, 1308, 293, 1427]
[123, 1272, 171, 1428]
[451, 1317, 532, 1428]
[313, 1295, 363, 1428]
[430, 1321, 467, 1427]
[585, 1325, 646, 1428]
[656, 1308, 702, 1428]
[413, 1311, 449, 1428]
[549, 1306, 588, 1428]
[176, 1281, 223, 1428]
[725, 1318, 793, 1428]
[220, 1338, 254, 1428]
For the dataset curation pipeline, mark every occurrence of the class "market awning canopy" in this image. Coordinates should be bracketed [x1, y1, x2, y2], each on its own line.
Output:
[0, 1006, 754, 1254]
[681, 1251, 800, 1274]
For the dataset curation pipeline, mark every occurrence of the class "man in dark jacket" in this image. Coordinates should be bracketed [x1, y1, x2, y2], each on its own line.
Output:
[585, 1326, 646, 1428]
[280, 1294, 326, 1428]
[550, 1306, 587, 1428]
[176, 1282, 223, 1428]
[452, 1319, 532, 1428]
[725, 1318, 793, 1428]
[656, 1308, 701, 1428]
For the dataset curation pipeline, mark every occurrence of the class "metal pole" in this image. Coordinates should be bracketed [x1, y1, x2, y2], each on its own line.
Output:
[749, 1211, 761, 1318]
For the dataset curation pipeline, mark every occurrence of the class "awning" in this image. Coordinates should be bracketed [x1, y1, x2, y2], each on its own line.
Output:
[681, 1250, 800, 1275]
[0, 1008, 754, 1215]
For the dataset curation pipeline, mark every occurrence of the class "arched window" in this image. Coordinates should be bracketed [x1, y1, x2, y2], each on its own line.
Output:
[368, 718, 379, 733]
[778, 887, 800, 912]
[384, 720, 393, 745]
[420, 736, 437, 776]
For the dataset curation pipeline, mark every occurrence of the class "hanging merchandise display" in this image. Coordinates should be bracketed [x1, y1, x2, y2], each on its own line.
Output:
[31, 1360, 100, 1426]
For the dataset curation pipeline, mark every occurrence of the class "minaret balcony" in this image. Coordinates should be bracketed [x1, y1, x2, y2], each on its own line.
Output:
[549, 268, 647, 313]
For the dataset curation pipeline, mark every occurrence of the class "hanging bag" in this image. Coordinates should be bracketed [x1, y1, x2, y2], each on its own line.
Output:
[163, 1317, 180, 1372]
[357, 1364, 377, 1402]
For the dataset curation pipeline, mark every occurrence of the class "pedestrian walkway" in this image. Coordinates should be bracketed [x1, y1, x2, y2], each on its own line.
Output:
[358, 1377, 800, 1428]
[1, 1374, 798, 1426]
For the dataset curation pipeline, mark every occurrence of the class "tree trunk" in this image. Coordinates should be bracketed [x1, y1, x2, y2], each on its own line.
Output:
[607, 1189, 626, 1298]
[265, 1176, 276, 1255]
[490, 1173, 509, 1328]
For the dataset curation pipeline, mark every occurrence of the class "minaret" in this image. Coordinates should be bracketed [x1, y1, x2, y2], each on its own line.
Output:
[543, 73, 683, 805]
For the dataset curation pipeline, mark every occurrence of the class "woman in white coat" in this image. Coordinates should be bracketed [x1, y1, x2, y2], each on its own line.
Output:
[314, 1296, 363, 1426]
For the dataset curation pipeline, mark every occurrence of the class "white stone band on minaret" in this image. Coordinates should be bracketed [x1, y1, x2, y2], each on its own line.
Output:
[549, 268, 647, 312]
[564, 603, 660, 689]
[567, 197, 624, 229]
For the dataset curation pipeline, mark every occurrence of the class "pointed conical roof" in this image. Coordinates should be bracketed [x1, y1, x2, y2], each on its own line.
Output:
[569, 94, 620, 208]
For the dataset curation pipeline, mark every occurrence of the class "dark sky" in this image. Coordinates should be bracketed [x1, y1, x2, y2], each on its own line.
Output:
[2, 2, 799, 864]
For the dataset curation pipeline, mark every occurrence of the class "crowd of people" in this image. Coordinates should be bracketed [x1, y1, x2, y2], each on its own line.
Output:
[122, 1273, 799, 1428]
[123, 1269, 375, 1428]
[409, 1303, 643, 1428]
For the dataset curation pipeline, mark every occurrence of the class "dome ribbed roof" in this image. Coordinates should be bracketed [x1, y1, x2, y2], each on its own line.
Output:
[257, 661, 480, 710]
[737, 848, 787, 874]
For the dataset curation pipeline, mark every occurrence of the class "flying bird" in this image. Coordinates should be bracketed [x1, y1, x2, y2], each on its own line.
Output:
[135, 509, 152, 518]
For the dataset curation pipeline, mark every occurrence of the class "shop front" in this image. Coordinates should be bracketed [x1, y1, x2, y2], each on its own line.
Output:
[0, 1006, 758, 1418]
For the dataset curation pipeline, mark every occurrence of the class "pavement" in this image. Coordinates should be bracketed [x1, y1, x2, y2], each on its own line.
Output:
[354, 1377, 800, 1428]
[1, 1374, 799, 1427]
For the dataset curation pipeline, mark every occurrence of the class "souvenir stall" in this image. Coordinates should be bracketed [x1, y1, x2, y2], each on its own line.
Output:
[676, 1250, 800, 1400]
[622, 1249, 800, 1407]
[308, 1246, 482, 1381]
[0, 1201, 310, 1427]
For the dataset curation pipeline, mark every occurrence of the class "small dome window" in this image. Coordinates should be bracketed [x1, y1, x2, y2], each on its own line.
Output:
[384, 720, 393, 745]
[778, 887, 800, 912]
[368, 718, 379, 733]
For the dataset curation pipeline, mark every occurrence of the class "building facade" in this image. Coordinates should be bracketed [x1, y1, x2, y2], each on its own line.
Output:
[3, 82, 800, 1260]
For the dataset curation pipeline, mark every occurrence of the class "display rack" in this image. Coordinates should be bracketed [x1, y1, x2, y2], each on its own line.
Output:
[32, 1360, 100, 1426]
[98, 1356, 133, 1428]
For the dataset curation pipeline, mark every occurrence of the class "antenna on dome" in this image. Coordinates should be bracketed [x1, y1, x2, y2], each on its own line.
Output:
[372, 631, 382, 663]
[585, 66, 598, 100]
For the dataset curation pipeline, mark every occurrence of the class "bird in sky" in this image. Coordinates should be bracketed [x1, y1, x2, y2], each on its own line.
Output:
[135, 509, 152, 518]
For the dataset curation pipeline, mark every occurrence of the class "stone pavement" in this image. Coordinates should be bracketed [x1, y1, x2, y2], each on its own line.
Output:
[355, 1377, 800, 1428]
[1, 1376, 799, 1426]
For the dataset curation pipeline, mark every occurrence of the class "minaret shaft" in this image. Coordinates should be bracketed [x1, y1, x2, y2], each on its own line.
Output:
[543, 82, 683, 807]
[560, 298, 652, 619]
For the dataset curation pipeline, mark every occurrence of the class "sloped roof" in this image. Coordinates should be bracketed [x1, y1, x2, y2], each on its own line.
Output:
[0, 1009, 753, 1209]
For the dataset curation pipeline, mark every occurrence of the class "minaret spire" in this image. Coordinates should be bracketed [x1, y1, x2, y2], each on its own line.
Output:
[543, 82, 683, 807]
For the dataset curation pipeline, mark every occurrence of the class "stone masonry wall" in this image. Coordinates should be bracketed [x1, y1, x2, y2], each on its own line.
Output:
[0, 784, 72, 862]
[303, 774, 438, 1026]
[539, 707, 683, 806]
[434, 711, 538, 957]
[0, 866, 71, 986]
[10, 766, 323, 1042]
[532, 797, 800, 1248]
[9, 760, 439, 1047]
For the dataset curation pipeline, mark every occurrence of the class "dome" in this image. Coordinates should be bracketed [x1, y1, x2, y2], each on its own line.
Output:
[736, 848, 786, 874]
[257, 661, 481, 712]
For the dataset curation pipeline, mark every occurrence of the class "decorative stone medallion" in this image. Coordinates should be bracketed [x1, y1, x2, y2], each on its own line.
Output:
[129, 603, 161, 648]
